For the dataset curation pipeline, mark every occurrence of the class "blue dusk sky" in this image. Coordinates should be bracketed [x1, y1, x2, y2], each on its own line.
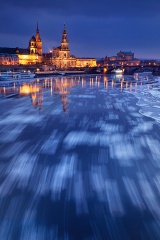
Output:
[0, 0, 160, 59]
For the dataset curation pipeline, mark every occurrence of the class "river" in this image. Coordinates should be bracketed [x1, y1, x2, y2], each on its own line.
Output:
[0, 74, 160, 239]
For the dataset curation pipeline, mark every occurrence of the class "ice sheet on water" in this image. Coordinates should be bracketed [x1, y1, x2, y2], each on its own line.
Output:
[154, 174, 160, 196]
[100, 123, 124, 133]
[108, 133, 125, 144]
[8, 106, 28, 115]
[123, 177, 145, 210]
[31, 166, 52, 195]
[1, 141, 28, 157]
[90, 166, 108, 201]
[25, 154, 77, 198]
[50, 106, 62, 115]
[71, 94, 96, 98]
[105, 180, 124, 216]
[0, 124, 26, 143]
[131, 122, 153, 134]
[108, 113, 119, 120]
[0, 114, 43, 124]
[145, 137, 160, 167]
[140, 110, 160, 122]
[110, 140, 144, 166]
[104, 103, 113, 109]
[129, 112, 142, 118]
[73, 172, 89, 215]
[126, 80, 160, 123]
[99, 131, 128, 148]
[40, 130, 61, 155]
[136, 100, 149, 107]
[50, 154, 77, 200]
[64, 131, 100, 149]
[149, 89, 160, 97]
[139, 179, 160, 217]
[127, 106, 137, 112]
[153, 105, 160, 109]
[0, 153, 37, 195]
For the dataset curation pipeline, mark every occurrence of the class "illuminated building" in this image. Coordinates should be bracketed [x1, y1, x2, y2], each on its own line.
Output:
[0, 23, 42, 65]
[48, 24, 97, 69]
[0, 53, 19, 65]
[117, 51, 134, 60]
[0, 24, 96, 68]
[107, 51, 140, 66]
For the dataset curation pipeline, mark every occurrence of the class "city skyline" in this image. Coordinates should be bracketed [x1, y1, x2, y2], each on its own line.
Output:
[0, 0, 160, 59]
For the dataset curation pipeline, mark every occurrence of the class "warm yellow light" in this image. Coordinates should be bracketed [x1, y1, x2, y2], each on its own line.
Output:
[20, 84, 40, 95]
[103, 68, 107, 73]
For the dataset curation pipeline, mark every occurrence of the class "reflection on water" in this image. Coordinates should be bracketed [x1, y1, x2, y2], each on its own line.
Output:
[0, 75, 160, 239]
[0, 74, 157, 106]
[0, 75, 159, 114]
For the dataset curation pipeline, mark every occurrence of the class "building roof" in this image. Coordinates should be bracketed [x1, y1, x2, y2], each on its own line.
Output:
[0, 47, 17, 54]
[0, 53, 18, 57]
[30, 35, 36, 41]
[119, 51, 133, 55]
[0, 47, 29, 55]
[77, 57, 96, 60]
[54, 46, 61, 50]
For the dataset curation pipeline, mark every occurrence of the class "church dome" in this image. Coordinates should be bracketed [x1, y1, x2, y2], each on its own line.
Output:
[30, 35, 36, 41]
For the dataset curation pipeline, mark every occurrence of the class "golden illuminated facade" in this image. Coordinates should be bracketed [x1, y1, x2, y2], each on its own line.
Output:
[0, 24, 96, 68]
[51, 24, 97, 69]
[0, 53, 19, 65]
[0, 24, 42, 65]
[18, 23, 42, 65]
[107, 51, 140, 66]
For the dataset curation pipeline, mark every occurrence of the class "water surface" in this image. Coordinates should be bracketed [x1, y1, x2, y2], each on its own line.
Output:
[0, 74, 160, 240]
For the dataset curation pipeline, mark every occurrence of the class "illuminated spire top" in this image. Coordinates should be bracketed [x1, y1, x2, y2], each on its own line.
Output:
[36, 22, 41, 41]
[60, 23, 69, 51]
[62, 23, 67, 42]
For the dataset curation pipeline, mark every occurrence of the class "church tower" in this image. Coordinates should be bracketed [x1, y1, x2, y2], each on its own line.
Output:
[59, 24, 70, 58]
[29, 35, 37, 54]
[35, 22, 42, 55]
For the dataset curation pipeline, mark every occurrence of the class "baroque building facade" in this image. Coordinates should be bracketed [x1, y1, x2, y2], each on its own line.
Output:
[49, 24, 97, 69]
[0, 24, 96, 68]
[107, 51, 140, 66]
[0, 23, 42, 65]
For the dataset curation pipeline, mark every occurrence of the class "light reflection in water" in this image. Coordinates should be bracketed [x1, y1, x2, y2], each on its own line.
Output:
[0, 75, 157, 111]
[112, 79, 114, 88]
[19, 84, 40, 95]
[120, 81, 123, 91]
[82, 77, 85, 87]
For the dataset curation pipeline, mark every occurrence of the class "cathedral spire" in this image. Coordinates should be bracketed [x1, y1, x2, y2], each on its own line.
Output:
[63, 23, 66, 33]
[61, 24, 69, 51]
[62, 23, 67, 41]
[35, 22, 42, 55]
[36, 22, 39, 34]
